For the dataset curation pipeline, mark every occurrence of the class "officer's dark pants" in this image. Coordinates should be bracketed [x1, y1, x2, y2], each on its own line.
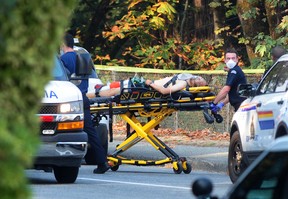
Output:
[82, 94, 106, 165]
[233, 102, 242, 112]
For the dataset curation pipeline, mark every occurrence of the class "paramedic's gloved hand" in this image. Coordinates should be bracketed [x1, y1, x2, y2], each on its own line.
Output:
[212, 102, 224, 113]
[209, 102, 217, 111]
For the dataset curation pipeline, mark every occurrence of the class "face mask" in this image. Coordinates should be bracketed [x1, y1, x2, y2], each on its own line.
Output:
[226, 59, 237, 69]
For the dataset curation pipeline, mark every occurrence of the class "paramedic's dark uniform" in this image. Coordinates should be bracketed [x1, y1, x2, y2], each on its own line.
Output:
[61, 52, 107, 165]
[226, 65, 247, 111]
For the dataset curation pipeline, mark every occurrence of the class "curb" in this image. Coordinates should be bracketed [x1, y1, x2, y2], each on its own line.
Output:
[108, 140, 228, 173]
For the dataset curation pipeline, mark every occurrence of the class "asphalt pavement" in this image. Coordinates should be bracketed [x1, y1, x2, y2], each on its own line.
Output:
[108, 140, 228, 173]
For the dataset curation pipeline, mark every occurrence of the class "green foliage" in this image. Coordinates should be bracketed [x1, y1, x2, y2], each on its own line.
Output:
[0, 0, 76, 198]
[72, 0, 288, 70]
[101, 0, 226, 69]
[250, 32, 287, 69]
[279, 16, 288, 31]
[187, 40, 224, 70]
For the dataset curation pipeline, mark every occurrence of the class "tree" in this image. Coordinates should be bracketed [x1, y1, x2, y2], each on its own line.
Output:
[236, 0, 288, 68]
[0, 1, 76, 198]
[69, 0, 287, 69]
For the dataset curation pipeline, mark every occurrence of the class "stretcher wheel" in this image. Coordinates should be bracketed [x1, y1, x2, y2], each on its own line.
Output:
[173, 162, 183, 174]
[214, 114, 223, 123]
[182, 162, 192, 174]
[110, 165, 119, 171]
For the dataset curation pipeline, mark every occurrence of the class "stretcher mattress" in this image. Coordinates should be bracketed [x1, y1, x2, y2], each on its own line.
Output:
[90, 86, 216, 115]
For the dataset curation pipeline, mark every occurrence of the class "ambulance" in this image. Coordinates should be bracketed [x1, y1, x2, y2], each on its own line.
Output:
[34, 56, 89, 183]
[228, 53, 288, 183]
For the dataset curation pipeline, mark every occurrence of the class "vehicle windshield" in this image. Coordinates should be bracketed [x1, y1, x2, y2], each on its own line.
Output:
[230, 152, 288, 199]
[257, 61, 288, 95]
[52, 57, 69, 81]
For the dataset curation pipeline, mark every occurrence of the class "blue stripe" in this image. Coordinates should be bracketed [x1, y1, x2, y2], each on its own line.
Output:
[241, 106, 256, 112]
[259, 120, 274, 130]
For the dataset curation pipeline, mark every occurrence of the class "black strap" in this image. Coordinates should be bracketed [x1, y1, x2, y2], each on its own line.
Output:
[95, 85, 103, 97]
[163, 75, 178, 88]
[108, 101, 113, 142]
[120, 80, 124, 90]
[185, 80, 190, 90]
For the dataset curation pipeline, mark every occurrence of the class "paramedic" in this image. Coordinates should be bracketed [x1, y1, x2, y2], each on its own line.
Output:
[61, 33, 109, 174]
[210, 48, 247, 112]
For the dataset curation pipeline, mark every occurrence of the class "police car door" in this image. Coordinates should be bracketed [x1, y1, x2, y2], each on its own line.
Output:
[251, 60, 288, 150]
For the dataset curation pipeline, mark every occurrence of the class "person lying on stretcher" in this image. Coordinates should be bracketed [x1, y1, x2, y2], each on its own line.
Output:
[87, 73, 207, 98]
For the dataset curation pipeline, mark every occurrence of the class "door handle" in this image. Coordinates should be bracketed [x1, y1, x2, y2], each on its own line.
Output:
[277, 100, 284, 105]
[256, 102, 262, 107]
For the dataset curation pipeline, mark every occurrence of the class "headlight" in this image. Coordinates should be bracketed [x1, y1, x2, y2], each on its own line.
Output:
[59, 101, 82, 113]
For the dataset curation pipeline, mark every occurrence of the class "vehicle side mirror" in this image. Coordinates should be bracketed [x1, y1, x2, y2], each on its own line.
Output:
[192, 178, 217, 199]
[75, 53, 92, 76]
[238, 84, 257, 98]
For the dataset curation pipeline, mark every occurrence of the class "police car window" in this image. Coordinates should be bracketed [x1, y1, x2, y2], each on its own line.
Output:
[258, 62, 285, 94]
[274, 62, 288, 92]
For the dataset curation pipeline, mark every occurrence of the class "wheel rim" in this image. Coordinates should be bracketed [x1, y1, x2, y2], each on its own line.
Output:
[232, 141, 242, 175]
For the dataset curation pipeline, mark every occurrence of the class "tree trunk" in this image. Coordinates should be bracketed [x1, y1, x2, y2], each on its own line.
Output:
[211, 0, 228, 47]
[265, 1, 287, 39]
[236, 0, 269, 61]
[178, 0, 189, 69]
[82, 0, 111, 52]
[191, 0, 214, 40]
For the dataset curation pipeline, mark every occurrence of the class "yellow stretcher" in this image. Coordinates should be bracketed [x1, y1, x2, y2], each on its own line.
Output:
[89, 86, 222, 174]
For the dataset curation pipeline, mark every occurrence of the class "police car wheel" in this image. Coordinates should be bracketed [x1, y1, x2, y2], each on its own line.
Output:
[228, 131, 248, 183]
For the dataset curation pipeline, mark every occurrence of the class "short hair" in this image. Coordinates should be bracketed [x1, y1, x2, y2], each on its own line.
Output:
[271, 46, 286, 60]
[225, 48, 238, 56]
[64, 33, 74, 48]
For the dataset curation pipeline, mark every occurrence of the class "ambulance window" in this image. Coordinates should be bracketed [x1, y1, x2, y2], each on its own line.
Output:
[53, 57, 68, 81]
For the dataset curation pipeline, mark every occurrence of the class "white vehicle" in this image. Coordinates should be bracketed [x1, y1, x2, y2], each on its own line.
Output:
[34, 56, 89, 183]
[73, 45, 109, 155]
[228, 53, 288, 183]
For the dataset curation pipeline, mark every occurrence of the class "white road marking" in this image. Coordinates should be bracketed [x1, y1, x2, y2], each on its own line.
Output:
[78, 177, 191, 190]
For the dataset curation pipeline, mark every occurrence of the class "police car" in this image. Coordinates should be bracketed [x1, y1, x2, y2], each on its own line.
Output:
[228, 53, 288, 183]
[193, 136, 288, 199]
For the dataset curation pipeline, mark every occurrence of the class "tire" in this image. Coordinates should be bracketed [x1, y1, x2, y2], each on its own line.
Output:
[228, 131, 248, 183]
[53, 166, 79, 183]
[182, 162, 192, 174]
[95, 123, 108, 155]
[111, 165, 119, 171]
[173, 162, 183, 174]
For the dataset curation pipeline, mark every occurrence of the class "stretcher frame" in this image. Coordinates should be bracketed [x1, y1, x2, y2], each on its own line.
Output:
[90, 86, 219, 174]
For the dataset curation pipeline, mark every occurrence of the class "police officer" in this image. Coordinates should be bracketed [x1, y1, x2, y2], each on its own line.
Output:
[262, 46, 286, 78]
[61, 33, 109, 174]
[211, 48, 247, 112]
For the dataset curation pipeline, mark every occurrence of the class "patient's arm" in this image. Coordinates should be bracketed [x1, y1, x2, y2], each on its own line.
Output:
[86, 88, 121, 98]
[99, 88, 121, 97]
[146, 79, 187, 95]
